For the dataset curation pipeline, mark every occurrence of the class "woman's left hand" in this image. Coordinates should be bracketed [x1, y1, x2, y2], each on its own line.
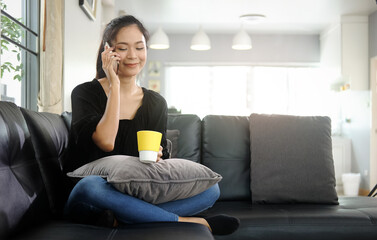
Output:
[156, 146, 163, 162]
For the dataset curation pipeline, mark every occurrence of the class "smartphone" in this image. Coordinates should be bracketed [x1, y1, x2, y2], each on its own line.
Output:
[105, 42, 119, 74]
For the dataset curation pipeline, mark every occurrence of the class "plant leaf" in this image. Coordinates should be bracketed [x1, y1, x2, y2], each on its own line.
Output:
[14, 75, 22, 81]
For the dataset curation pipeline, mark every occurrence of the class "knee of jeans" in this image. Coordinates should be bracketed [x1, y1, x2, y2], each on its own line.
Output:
[208, 183, 221, 202]
[73, 175, 106, 199]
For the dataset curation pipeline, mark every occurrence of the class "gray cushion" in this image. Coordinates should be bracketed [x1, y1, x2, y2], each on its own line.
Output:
[249, 114, 338, 204]
[67, 155, 222, 204]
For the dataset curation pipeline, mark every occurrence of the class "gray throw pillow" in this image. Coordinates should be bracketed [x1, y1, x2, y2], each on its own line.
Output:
[67, 155, 222, 204]
[249, 114, 338, 204]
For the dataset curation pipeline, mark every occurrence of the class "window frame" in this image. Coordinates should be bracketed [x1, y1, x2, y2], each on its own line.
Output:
[1, 0, 40, 111]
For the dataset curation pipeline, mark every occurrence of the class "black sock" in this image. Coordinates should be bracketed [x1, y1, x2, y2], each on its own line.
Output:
[205, 214, 240, 235]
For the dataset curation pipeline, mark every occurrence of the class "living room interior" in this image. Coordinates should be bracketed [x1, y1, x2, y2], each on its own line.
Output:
[2, 0, 377, 202]
[0, 0, 375, 196]
[2, 1, 377, 239]
[62, 0, 377, 196]
[91, 0, 377, 197]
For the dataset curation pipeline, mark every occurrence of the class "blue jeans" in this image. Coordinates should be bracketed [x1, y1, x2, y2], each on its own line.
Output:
[64, 175, 220, 224]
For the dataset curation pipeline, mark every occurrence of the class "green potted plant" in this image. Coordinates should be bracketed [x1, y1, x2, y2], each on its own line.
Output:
[1, 2, 23, 82]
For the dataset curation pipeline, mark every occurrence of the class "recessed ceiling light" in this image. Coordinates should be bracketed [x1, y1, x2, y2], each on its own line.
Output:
[240, 14, 266, 23]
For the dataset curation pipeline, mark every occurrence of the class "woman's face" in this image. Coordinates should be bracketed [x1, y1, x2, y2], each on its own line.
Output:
[113, 25, 147, 78]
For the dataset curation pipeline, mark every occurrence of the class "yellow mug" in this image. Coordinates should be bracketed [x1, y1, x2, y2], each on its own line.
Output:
[137, 130, 162, 163]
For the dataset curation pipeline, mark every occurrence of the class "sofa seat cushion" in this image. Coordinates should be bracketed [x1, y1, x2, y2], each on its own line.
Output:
[9, 221, 214, 240]
[249, 114, 338, 204]
[199, 197, 377, 240]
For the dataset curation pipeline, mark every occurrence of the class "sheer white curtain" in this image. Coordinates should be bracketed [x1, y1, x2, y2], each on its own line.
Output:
[165, 66, 250, 118]
[38, 0, 63, 113]
[165, 65, 337, 127]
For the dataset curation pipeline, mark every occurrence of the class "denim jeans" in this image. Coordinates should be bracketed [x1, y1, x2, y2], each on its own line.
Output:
[64, 175, 220, 224]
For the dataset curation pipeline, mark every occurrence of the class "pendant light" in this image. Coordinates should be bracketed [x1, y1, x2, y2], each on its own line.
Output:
[190, 26, 211, 51]
[231, 14, 265, 50]
[149, 27, 170, 50]
[232, 28, 252, 50]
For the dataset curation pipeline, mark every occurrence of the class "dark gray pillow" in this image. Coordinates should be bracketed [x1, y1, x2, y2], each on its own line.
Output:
[166, 129, 180, 158]
[67, 155, 222, 204]
[249, 114, 338, 204]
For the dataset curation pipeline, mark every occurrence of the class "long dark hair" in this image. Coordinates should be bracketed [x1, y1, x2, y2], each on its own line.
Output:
[95, 15, 150, 79]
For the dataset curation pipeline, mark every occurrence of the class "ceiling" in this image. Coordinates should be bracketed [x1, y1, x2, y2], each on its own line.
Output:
[114, 0, 377, 35]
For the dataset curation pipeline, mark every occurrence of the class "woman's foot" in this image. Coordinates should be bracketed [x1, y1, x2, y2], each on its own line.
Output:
[178, 216, 210, 229]
[179, 215, 240, 235]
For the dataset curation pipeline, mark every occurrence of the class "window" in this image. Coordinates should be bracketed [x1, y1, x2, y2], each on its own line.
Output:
[165, 65, 338, 132]
[247, 67, 332, 116]
[165, 66, 251, 118]
[1, 0, 39, 110]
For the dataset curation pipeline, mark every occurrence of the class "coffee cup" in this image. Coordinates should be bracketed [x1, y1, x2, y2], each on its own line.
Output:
[137, 130, 162, 163]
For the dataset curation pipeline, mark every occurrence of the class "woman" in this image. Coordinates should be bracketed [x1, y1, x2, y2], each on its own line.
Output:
[64, 15, 239, 236]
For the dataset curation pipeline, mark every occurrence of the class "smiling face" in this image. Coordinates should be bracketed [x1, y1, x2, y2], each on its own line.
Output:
[113, 24, 147, 79]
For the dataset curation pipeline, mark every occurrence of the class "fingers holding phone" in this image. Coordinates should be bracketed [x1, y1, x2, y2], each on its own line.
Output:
[103, 42, 120, 77]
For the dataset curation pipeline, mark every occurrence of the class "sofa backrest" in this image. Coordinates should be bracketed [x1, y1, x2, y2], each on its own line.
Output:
[0, 102, 51, 238]
[167, 114, 202, 163]
[61, 111, 72, 130]
[21, 108, 71, 216]
[0, 104, 246, 239]
[58, 112, 250, 201]
[201, 115, 251, 201]
[61, 112, 202, 163]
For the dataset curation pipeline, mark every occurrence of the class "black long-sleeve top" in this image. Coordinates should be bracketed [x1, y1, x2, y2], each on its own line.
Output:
[63, 79, 169, 173]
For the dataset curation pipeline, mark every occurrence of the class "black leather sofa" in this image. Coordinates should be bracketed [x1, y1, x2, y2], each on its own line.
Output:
[1, 100, 377, 240]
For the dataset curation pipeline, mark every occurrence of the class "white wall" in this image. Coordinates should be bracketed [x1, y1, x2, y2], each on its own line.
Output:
[369, 11, 377, 189]
[63, 0, 103, 111]
[370, 58, 377, 190]
[320, 24, 341, 83]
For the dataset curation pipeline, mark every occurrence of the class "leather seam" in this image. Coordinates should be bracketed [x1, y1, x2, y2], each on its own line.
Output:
[106, 228, 118, 240]
[0, 161, 38, 172]
[357, 209, 376, 225]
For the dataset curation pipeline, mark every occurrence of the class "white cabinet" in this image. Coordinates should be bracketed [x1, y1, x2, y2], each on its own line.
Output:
[320, 16, 369, 91]
[332, 137, 351, 194]
[341, 16, 369, 90]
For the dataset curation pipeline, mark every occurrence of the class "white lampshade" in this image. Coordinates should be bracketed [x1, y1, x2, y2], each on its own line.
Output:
[149, 27, 170, 50]
[232, 29, 252, 50]
[190, 26, 211, 51]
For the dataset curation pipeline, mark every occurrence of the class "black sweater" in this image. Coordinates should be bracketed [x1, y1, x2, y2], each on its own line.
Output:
[63, 79, 169, 173]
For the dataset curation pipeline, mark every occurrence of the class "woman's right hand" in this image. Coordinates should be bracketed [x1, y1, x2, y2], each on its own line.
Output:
[93, 44, 122, 152]
[102, 44, 121, 86]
